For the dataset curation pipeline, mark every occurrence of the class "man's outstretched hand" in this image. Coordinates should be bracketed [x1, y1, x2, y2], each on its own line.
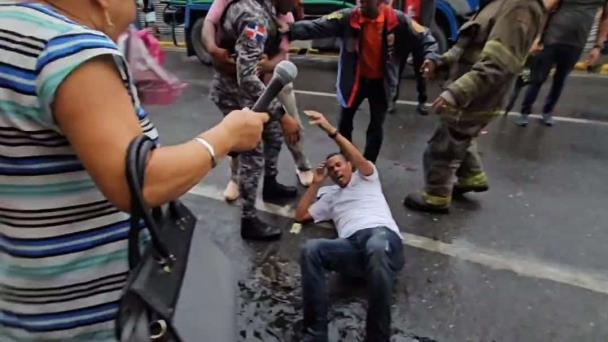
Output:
[431, 96, 449, 115]
[304, 110, 334, 133]
[304, 110, 374, 176]
[585, 47, 602, 66]
[421, 59, 437, 80]
[431, 92, 457, 115]
[209, 47, 236, 75]
[312, 162, 328, 185]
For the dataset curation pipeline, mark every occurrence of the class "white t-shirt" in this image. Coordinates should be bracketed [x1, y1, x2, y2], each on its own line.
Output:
[308, 166, 402, 239]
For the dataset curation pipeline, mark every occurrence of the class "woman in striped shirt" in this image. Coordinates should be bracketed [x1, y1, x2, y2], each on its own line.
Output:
[0, 1, 267, 340]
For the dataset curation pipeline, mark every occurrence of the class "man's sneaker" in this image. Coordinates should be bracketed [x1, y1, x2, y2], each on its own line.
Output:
[542, 113, 554, 126]
[296, 168, 314, 187]
[416, 103, 429, 116]
[263, 176, 298, 204]
[516, 114, 529, 127]
[223, 180, 240, 202]
[241, 216, 282, 241]
[403, 192, 450, 214]
[453, 172, 489, 196]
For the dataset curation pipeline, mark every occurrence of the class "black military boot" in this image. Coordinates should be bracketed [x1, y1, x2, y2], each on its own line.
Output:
[241, 216, 282, 241]
[263, 176, 297, 204]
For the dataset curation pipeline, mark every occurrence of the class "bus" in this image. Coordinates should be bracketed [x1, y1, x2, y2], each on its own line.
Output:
[159, 0, 479, 64]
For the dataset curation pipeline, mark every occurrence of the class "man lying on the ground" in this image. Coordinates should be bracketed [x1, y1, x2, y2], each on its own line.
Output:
[295, 111, 405, 342]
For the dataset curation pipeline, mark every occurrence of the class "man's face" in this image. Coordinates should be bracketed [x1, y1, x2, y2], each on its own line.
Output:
[326, 155, 353, 188]
[360, 0, 380, 19]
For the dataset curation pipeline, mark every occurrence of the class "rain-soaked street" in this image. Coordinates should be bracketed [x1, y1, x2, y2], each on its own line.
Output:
[149, 51, 608, 341]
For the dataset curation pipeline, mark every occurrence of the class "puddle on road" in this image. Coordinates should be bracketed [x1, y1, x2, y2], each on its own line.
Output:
[236, 255, 438, 342]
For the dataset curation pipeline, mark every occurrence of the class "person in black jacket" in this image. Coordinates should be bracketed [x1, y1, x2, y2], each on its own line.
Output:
[286, 0, 439, 163]
[388, 0, 436, 115]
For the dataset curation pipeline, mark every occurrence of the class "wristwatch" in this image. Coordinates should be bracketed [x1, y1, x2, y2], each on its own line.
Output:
[328, 129, 338, 139]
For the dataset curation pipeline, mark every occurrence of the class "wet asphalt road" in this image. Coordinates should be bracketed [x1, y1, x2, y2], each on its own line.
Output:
[148, 51, 608, 341]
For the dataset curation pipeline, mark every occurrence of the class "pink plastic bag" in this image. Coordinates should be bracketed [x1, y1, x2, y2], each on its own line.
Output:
[121, 28, 186, 106]
[136, 29, 164, 65]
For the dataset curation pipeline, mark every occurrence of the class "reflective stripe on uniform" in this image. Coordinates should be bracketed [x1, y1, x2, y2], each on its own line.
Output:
[456, 172, 488, 187]
[440, 108, 502, 123]
[422, 192, 451, 207]
[481, 40, 523, 73]
[450, 73, 479, 104]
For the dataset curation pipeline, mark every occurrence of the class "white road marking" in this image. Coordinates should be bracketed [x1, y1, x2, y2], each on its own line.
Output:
[293, 89, 608, 127]
[183, 80, 608, 127]
[167, 48, 608, 79]
[188, 183, 608, 296]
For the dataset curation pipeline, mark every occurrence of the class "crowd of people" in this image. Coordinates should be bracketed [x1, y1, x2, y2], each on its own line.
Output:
[0, 0, 606, 341]
[206, 0, 540, 340]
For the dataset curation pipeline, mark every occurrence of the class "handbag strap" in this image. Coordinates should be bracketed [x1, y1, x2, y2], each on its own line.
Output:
[126, 135, 172, 269]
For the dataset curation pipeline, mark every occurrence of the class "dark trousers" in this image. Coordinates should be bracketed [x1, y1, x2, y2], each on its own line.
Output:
[393, 48, 428, 105]
[339, 78, 388, 163]
[504, 72, 529, 114]
[521, 44, 582, 115]
[300, 227, 405, 342]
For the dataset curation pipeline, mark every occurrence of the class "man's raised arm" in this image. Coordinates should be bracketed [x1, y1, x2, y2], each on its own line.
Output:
[304, 111, 374, 176]
[288, 9, 348, 41]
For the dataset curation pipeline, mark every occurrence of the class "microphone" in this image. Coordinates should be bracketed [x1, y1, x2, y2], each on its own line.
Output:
[251, 60, 298, 112]
[228, 61, 299, 157]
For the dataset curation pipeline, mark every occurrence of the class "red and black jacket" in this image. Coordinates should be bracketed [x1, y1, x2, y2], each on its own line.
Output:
[291, 6, 439, 108]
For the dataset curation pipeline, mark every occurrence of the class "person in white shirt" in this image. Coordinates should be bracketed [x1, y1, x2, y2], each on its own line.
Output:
[295, 111, 405, 342]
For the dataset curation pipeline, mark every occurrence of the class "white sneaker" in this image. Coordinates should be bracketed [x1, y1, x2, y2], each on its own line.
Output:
[296, 168, 314, 187]
[223, 180, 240, 202]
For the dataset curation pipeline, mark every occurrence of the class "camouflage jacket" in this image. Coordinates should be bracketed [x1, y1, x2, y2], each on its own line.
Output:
[215, 0, 283, 119]
[290, 6, 439, 108]
[439, 0, 546, 116]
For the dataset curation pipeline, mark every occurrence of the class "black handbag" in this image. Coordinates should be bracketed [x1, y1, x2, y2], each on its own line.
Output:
[115, 135, 197, 342]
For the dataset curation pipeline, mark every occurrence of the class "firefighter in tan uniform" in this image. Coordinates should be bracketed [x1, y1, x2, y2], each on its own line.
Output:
[404, 0, 547, 213]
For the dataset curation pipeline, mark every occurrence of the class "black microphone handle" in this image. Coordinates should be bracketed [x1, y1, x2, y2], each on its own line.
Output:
[227, 77, 286, 157]
[251, 77, 285, 112]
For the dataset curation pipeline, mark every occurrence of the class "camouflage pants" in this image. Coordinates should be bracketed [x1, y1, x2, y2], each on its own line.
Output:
[211, 79, 283, 218]
[238, 121, 283, 217]
[423, 115, 495, 198]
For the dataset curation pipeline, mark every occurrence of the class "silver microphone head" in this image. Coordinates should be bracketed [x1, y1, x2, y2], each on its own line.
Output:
[273, 60, 298, 85]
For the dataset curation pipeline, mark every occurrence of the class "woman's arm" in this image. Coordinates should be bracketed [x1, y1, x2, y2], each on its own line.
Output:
[53, 56, 266, 212]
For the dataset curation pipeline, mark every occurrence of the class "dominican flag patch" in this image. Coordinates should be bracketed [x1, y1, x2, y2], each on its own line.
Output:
[244, 22, 266, 44]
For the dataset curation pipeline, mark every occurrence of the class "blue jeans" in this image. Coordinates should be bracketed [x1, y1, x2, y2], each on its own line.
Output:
[300, 227, 405, 342]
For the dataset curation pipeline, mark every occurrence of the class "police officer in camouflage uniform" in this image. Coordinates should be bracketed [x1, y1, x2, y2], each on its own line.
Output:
[403, 0, 547, 213]
[211, 0, 300, 240]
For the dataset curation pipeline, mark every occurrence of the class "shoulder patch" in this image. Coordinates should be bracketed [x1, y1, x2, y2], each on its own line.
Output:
[411, 19, 426, 34]
[244, 22, 267, 44]
[324, 11, 343, 21]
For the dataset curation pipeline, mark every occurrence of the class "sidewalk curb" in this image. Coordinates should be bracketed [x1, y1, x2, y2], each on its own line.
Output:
[159, 41, 185, 48]
[574, 61, 608, 75]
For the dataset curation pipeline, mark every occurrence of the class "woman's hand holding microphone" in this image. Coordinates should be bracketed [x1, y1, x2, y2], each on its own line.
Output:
[219, 109, 269, 152]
